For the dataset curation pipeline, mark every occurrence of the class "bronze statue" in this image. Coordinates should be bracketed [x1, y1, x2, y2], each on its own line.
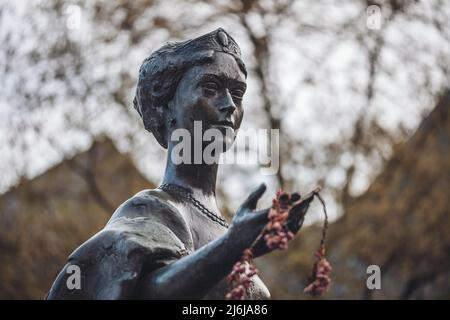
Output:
[46, 28, 312, 299]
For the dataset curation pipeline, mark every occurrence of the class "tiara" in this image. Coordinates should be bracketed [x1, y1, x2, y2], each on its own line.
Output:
[177, 27, 242, 60]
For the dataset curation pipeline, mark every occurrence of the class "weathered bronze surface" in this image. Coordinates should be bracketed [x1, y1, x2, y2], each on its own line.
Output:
[46, 28, 311, 300]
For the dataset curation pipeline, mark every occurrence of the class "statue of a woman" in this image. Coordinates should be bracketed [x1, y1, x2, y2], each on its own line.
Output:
[46, 28, 312, 300]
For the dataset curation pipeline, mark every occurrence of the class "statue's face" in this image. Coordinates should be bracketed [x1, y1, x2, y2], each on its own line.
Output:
[168, 51, 246, 151]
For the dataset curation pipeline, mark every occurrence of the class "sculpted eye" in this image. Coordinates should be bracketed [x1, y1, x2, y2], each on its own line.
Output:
[202, 82, 219, 95]
[231, 89, 244, 102]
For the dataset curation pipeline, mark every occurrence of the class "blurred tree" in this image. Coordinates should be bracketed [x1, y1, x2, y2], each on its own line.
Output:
[259, 90, 450, 299]
[1, 0, 449, 220]
[0, 137, 153, 299]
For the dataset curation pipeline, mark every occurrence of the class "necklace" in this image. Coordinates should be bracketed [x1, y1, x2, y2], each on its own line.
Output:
[159, 183, 229, 228]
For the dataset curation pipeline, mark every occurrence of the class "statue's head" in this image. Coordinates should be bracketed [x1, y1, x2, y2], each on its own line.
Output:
[133, 28, 247, 150]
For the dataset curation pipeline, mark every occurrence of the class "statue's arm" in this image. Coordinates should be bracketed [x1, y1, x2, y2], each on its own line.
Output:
[136, 184, 313, 299]
[136, 224, 250, 299]
[46, 185, 312, 300]
[46, 192, 193, 300]
[46, 228, 145, 300]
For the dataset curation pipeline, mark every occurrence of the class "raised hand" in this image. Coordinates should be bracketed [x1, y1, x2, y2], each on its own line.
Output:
[229, 183, 314, 258]
[228, 183, 270, 250]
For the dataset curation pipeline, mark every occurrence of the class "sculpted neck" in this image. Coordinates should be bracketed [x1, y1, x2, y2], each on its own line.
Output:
[162, 143, 218, 196]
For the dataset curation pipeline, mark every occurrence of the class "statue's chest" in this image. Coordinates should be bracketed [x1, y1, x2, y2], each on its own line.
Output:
[179, 206, 271, 300]
[183, 205, 228, 249]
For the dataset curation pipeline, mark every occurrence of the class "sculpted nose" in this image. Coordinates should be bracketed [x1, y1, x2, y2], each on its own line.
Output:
[219, 90, 236, 116]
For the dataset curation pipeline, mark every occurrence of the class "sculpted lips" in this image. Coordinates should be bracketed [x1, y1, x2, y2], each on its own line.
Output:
[213, 120, 234, 128]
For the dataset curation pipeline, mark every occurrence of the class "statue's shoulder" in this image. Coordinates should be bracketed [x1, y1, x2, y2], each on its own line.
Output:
[109, 188, 180, 220]
[108, 188, 190, 240]
[108, 189, 183, 223]
[72, 188, 193, 262]
[47, 189, 193, 299]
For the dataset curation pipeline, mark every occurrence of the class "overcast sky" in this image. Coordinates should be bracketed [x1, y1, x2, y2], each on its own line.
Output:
[1, 0, 449, 223]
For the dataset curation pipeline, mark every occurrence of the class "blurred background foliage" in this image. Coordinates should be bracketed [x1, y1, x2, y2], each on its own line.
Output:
[0, 0, 449, 299]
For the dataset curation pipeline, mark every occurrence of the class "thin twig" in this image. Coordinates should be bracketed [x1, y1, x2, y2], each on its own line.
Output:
[314, 191, 328, 247]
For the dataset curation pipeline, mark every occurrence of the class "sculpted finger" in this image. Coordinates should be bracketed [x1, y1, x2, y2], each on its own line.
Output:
[287, 196, 313, 232]
[240, 183, 267, 211]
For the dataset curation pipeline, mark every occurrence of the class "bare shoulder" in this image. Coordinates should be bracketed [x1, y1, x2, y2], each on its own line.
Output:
[66, 188, 193, 264]
[46, 189, 193, 299]
[109, 188, 180, 221]
[76, 188, 194, 260]
[107, 188, 192, 246]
